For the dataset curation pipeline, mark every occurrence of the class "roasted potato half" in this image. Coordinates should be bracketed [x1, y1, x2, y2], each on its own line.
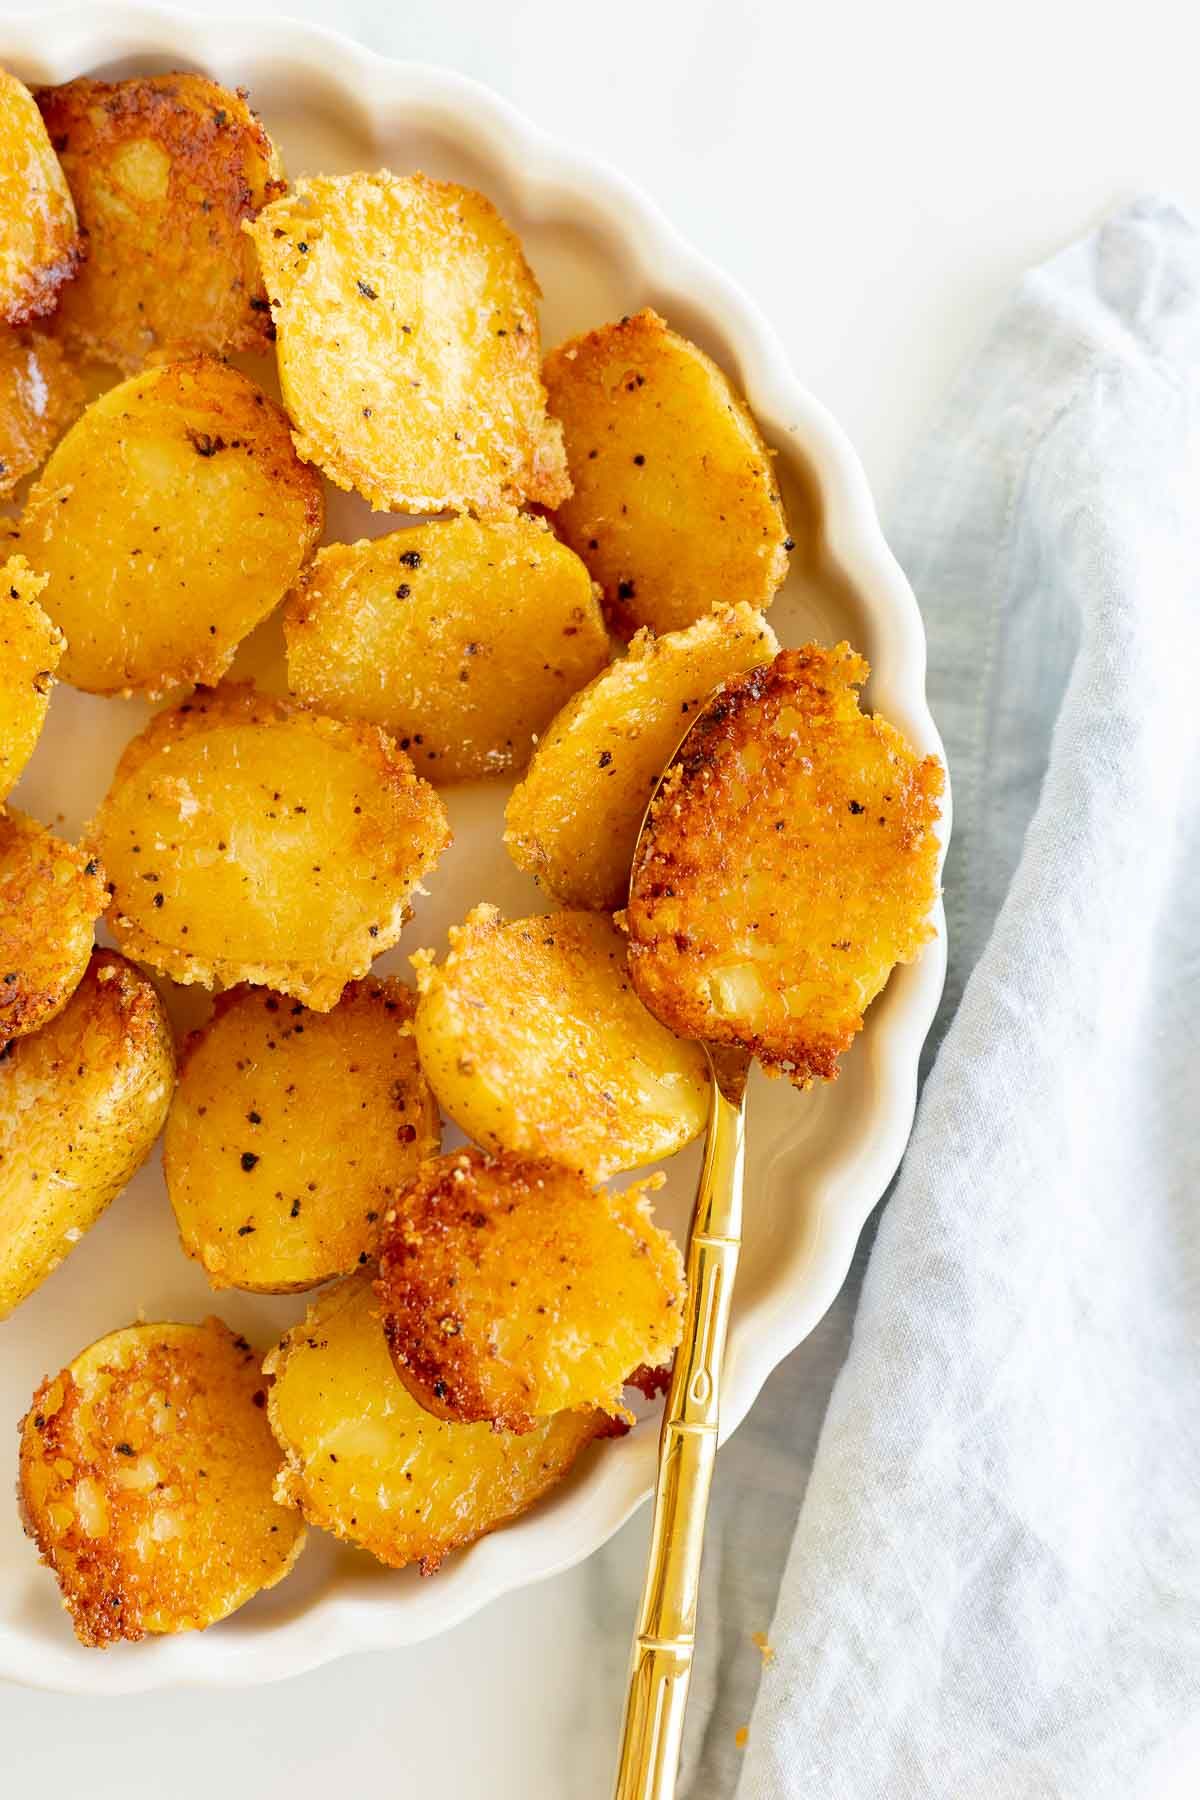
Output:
[265, 1274, 604, 1573]
[0, 68, 81, 326]
[247, 172, 570, 516]
[413, 906, 708, 1178]
[628, 646, 944, 1083]
[164, 979, 440, 1293]
[0, 807, 106, 1048]
[544, 308, 791, 637]
[0, 950, 174, 1319]
[377, 1148, 683, 1433]
[90, 683, 451, 1011]
[505, 603, 778, 909]
[284, 516, 609, 782]
[21, 358, 324, 696]
[19, 1318, 305, 1646]
[35, 73, 282, 370]
[0, 330, 83, 498]
[0, 556, 63, 799]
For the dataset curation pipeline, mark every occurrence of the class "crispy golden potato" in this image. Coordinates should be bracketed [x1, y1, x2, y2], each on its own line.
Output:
[284, 516, 608, 782]
[413, 905, 708, 1178]
[164, 979, 440, 1293]
[90, 684, 450, 1011]
[265, 1274, 604, 1573]
[35, 73, 282, 371]
[628, 646, 944, 1084]
[0, 330, 83, 497]
[0, 555, 63, 799]
[0, 807, 106, 1048]
[21, 358, 324, 696]
[247, 172, 570, 516]
[0, 950, 174, 1319]
[505, 603, 778, 910]
[376, 1148, 682, 1433]
[544, 309, 791, 637]
[0, 68, 81, 326]
[19, 1318, 305, 1646]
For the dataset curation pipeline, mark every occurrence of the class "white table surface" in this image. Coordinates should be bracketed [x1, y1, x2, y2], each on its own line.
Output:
[3, 2, 1198, 1794]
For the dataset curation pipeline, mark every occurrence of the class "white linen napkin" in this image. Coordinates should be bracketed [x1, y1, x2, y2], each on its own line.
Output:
[680, 195, 1200, 1798]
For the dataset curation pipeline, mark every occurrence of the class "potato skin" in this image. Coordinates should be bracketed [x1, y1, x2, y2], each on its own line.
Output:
[247, 172, 570, 516]
[0, 331, 83, 498]
[0, 950, 175, 1319]
[413, 905, 708, 1178]
[284, 516, 609, 782]
[35, 74, 282, 371]
[0, 807, 106, 1048]
[544, 309, 791, 637]
[19, 1318, 305, 1646]
[628, 646, 945, 1084]
[90, 683, 450, 1011]
[21, 357, 324, 696]
[377, 1148, 683, 1433]
[0, 556, 63, 799]
[505, 603, 778, 910]
[0, 68, 81, 326]
[265, 1274, 604, 1574]
[164, 979, 440, 1293]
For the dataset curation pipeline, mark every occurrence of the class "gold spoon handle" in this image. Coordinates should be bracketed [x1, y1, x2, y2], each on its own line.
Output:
[612, 1054, 748, 1800]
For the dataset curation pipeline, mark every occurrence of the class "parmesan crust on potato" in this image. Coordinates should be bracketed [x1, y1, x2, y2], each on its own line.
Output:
[35, 73, 282, 370]
[627, 645, 944, 1083]
[377, 1148, 683, 1433]
[544, 308, 791, 637]
[164, 979, 440, 1293]
[265, 1274, 604, 1574]
[0, 950, 174, 1320]
[505, 603, 778, 909]
[247, 172, 570, 516]
[0, 331, 83, 498]
[89, 683, 451, 1011]
[412, 905, 709, 1178]
[0, 555, 63, 799]
[19, 1318, 305, 1645]
[21, 358, 324, 696]
[0, 68, 81, 326]
[284, 515, 609, 782]
[0, 806, 106, 1048]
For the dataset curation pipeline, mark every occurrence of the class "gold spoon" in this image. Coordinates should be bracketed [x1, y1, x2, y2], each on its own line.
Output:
[611, 1035, 750, 1799]
[611, 704, 754, 1800]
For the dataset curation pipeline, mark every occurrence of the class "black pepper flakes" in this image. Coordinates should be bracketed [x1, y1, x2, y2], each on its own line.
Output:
[240, 1151, 260, 1172]
[398, 549, 422, 569]
[357, 278, 378, 299]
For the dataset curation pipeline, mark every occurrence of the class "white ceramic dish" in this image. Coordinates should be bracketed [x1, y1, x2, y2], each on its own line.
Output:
[0, 3, 950, 1694]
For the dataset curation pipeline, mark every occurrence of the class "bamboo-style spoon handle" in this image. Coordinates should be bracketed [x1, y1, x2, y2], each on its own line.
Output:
[611, 1045, 750, 1800]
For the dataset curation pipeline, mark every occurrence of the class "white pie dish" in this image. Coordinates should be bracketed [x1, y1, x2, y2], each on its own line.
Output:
[0, 1, 950, 1694]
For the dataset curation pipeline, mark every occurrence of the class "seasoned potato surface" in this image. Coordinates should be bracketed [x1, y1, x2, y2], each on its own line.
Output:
[35, 73, 282, 370]
[0, 950, 174, 1319]
[90, 684, 451, 1010]
[413, 906, 708, 1178]
[0, 807, 105, 1048]
[377, 1148, 683, 1432]
[165, 979, 440, 1292]
[0, 330, 83, 497]
[247, 172, 570, 515]
[0, 68, 80, 325]
[21, 358, 324, 696]
[285, 516, 608, 781]
[544, 309, 790, 637]
[265, 1275, 603, 1573]
[19, 1318, 305, 1645]
[0, 556, 63, 799]
[505, 603, 778, 909]
[628, 646, 944, 1083]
